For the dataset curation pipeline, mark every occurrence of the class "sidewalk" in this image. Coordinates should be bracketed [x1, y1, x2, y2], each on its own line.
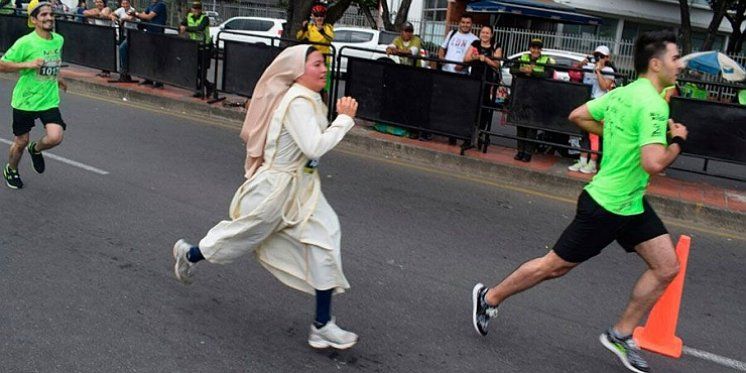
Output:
[41, 66, 746, 234]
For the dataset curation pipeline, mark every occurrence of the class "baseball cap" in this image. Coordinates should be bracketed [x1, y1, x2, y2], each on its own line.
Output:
[594, 45, 611, 56]
[192, 1, 202, 8]
[27, 0, 52, 27]
[401, 21, 414, 32]
[529, 38, 543, 48]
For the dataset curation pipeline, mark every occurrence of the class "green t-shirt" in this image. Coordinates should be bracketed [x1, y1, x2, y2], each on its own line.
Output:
[1, 31, 64, 111]
[585, 78, 669, 216]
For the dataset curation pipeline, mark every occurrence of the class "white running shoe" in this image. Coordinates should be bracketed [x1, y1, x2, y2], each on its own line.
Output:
[580, 160, 597, 174]
[568, 158, 586, 172]
[308, 318, 358, 349]
[172, 239, 196, 285]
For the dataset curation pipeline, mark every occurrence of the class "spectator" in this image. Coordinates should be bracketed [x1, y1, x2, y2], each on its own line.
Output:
[50, 0, 68, 13]
[438, 13, 478, 144]
[296, 1, 334, 92]
[110, 0, 137, 82]
[179, 1, 214, 98]
[438, 14, 478, 74]
[382, 21, 426, 139]
[462, 25, 502, 148]
[74, 0, 86, 21]
[568, 45, 615, 174]
[84, 0, 113, 77]
[386, 21, 422, 67]
[509, 38, 555, 162]
[83, 0, 111, 25]
[133, 0, 167, 87]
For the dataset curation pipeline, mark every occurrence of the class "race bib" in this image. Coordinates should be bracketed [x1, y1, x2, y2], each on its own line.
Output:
[38, 60, 61, 78]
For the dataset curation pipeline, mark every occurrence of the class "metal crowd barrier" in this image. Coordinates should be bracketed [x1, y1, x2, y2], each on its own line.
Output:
[210, 31, 339, 119]
[336, 45, 482, 155]
[668, 96, 746, 181]
[0, 14, 29, 53]
[126, 22, 200, 90]
[477, 59, 630, 156]
[55, 19, 117, 72]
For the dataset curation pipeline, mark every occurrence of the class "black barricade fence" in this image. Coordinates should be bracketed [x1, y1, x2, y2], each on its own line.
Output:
[55, 20, 117, 72]
[345, 56, 481, 140]
[0, 14, 30, 53]
[670, 97, 746, 164]
[222, 39, 281, 97]
[127, 29, 199, 90]
[507, 76, 590, 136]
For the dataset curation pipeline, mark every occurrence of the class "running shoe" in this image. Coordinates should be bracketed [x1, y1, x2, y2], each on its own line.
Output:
[3, 164, 23, 189]
[172, 239, 197, 285]
[600, 328, 650, 373]
[472, 283, 499, 336]
[308, 317, 358, 349]
[28, 141, 45, 174]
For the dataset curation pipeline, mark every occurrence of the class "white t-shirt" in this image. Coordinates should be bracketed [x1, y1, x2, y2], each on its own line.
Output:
[113, 7, 139, 29]
[440, 30, 478, 73]
[582, 62, 615, 98]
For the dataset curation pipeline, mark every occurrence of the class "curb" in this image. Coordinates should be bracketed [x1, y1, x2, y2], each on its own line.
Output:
[3, 73, 743, 235]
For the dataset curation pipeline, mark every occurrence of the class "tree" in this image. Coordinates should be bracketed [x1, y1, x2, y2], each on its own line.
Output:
[678, 0, 693, 54]
[285, 0, 354, 41]
[701, 0, 731, 51]
[380, 0, 414, 31]
[356, 0, 379, 29]
[723, 0, 746, 54]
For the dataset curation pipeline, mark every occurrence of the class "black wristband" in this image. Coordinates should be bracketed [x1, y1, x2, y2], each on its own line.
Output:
[670, 136, 685, 152]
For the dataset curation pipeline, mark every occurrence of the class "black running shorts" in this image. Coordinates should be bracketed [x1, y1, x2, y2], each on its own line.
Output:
[552, 190, 669, 263]
[12, 107, 67, 136]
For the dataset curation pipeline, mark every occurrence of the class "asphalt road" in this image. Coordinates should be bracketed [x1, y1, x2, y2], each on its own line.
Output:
[0, 82, 744, 373]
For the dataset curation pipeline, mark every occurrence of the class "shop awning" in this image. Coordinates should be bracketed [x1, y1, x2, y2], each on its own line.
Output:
[467, 0, 602, 25]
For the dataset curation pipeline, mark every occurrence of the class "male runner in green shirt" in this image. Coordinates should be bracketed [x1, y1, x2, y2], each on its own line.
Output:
[471, 30, 688, 373]
[0, 0, 66, 189]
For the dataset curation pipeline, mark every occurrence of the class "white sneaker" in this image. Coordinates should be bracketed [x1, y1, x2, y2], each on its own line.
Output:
[172, 239, 197, 285]
[568, 158, 586, 172]
[308, 317, 358, 349]
[580, 160, 597, 174]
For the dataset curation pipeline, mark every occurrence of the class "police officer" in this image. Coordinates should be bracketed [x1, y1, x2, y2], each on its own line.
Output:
[179, 1, 214, 98]
[510, 38, 556, 162]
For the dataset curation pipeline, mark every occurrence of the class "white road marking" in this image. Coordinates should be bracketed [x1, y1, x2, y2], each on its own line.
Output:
[0, 138, 109, 175]
[684, 346, 746, 371]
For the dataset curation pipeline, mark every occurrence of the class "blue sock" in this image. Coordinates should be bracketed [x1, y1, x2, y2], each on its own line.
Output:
[314, 289, 333, 328]
[186, 246, 204, 263]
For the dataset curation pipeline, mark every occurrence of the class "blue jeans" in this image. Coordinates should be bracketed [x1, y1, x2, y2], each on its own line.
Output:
[119, 38, 128, 74]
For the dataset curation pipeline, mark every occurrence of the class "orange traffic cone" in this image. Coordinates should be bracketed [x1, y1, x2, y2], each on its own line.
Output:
[633, 235, 691, 358]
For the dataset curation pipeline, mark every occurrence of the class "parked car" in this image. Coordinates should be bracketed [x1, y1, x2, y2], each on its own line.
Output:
[501, 49, 588, 87]
[204, 11, 222, 27]
[210, 16, 285, 49]
[332, 27, 430, 74]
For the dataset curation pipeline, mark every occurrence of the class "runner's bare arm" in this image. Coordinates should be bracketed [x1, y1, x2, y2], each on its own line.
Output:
[640, 119, 688, 174]
[0, 58, 44, 73]
[58, 78, 68, 92]
[568, 104, 603, 136]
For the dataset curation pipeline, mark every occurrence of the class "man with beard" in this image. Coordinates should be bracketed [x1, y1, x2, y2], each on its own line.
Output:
[0, 0, 67, 189]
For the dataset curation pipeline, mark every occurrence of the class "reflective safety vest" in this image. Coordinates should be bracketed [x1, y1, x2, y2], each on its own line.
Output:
[0, 1, 14, 15]
[519, 54, 552, 75]
[187, 13, 210, 44]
